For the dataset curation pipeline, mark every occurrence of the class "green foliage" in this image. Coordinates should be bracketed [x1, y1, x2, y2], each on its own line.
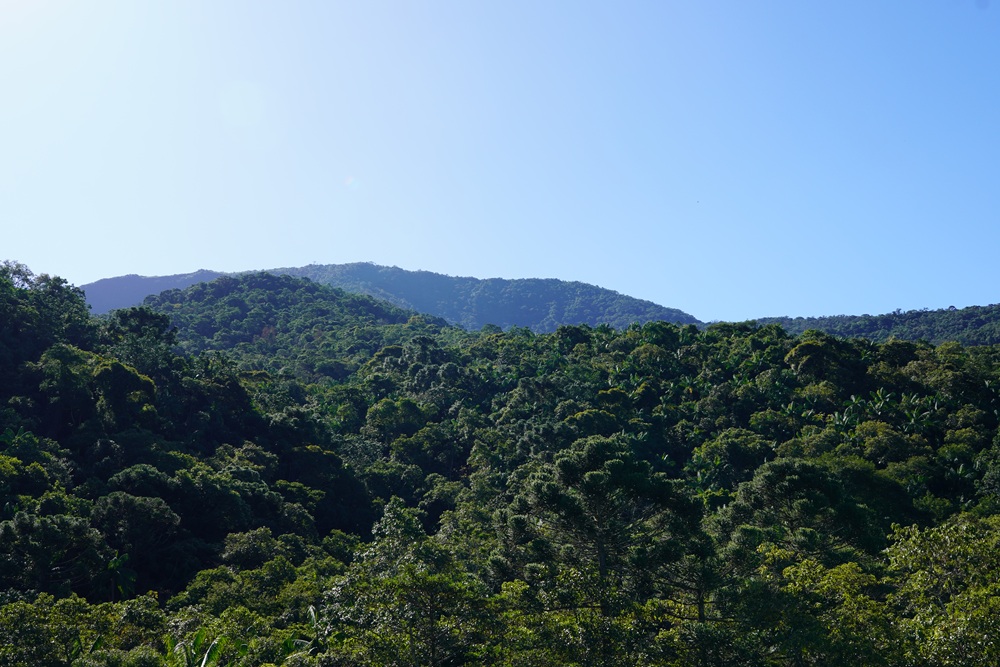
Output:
[761, 302, 1000, 346]
[85, 262, 701, 332]
[0, 511, 110, 598]
[0, 593, 106, 667]
[142, 272, 452, 383]
[886, 513, 1000, 666]
[11, 262, 1000, 664]
[324, 498, 488, 667]
[278, 262, 701, 332]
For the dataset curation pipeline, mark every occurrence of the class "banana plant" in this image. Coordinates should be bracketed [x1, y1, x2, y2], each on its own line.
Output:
[279, 605, 325, 662]
[104, 550, 136, 602]
[166, 628, 224, 667]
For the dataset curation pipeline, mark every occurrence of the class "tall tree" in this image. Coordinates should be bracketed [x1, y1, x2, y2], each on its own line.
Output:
[324, 497, 488, 667]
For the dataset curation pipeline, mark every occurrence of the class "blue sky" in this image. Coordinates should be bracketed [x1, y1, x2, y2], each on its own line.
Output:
[2, 1, 998, 321]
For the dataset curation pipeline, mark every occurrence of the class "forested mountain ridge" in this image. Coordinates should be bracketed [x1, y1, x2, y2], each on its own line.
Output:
[83, 263, 1000, 346]
[6, 259, 1000, 665]
[142, 272, 457, 382]
[758, 302, 1000, 345]
[82, 269, 225, 315]
[272, 262, 699, 331]
[81, 262, 700, 331]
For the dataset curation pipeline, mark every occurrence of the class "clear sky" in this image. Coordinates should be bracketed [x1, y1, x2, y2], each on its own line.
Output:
[2, 1, 998, 322]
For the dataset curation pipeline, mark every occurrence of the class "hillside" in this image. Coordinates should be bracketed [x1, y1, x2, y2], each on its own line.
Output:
[759, 302, 1000, 345]
[8, 260, 1000, 664]
[81, 262, 701, 331]
[82, 269, 225, 315]
[273, 262, 699, 331]
[142, 271, 458, 381]
[82, 265, 1000, 346]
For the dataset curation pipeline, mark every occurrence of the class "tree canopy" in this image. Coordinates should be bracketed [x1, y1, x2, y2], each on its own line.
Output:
[4, 264, 1000, 665]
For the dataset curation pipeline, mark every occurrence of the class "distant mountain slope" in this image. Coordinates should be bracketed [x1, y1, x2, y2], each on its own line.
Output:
[82, 262, 701, 332]
[81, 267, 1000, 344]
[143, 272, 454, 380]
[83, 269, 224, 315]
[758, 303, 1000, 346]
[274, 262, 700, 331]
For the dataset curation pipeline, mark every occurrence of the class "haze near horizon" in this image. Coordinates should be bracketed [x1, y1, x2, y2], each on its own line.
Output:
[3, 1, 998, 321]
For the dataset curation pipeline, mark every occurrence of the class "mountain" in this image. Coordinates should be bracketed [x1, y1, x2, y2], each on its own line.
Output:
[82, 269, 225, 315]
[81, 266, 1000, 345]
[142, 271, 456, 381]
[273, 262, 699, 331]
[81, 262, 701, 331]
[8, 260, 1000, 664]
[757, 302, 1000, 346]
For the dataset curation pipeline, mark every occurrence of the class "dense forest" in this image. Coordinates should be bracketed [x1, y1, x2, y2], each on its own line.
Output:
[5, 260, 1000, 666]
[274, 262, 699, 331]
[760, 303, 1000, 346]
[82, 263, 699, 332]
[83, 270, 225, 316]
[83, 264, 1000, 347]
